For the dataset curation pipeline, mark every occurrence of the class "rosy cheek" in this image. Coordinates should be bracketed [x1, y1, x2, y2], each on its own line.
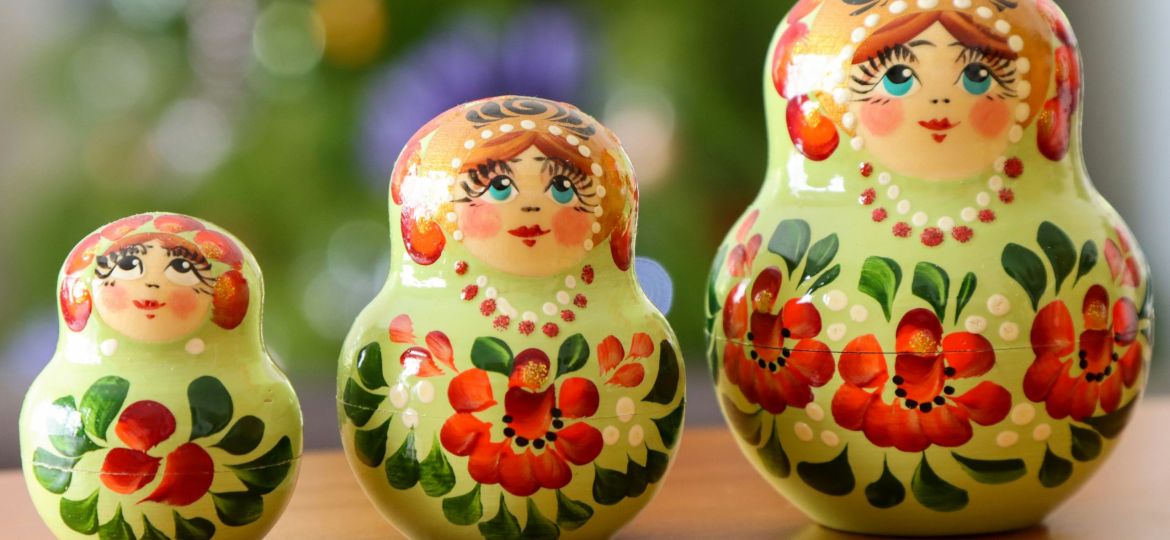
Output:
[552, 207, 591, 247]
[459, 204, 502, 239]
[859, 100, 904, 137]
[99, 283, 131, 311]
[969, 99, 1012, 139]
[167, 288, 201, 319]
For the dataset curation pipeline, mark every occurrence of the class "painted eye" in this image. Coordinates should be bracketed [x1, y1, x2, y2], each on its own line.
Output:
[881, 65, 919, 97]
[961, 63, 993, 95]
[109, 256, 144, 280]
[164, 258, 201, 286]
[548, 176, 577, 205]
[486, 175, 516, 202]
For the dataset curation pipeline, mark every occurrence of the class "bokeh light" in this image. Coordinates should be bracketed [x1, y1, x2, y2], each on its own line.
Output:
[315, 0, 387, 68]
[604, 86, 677, 190]
[151, 99, 233, 177]
[252, 1, 325, 77]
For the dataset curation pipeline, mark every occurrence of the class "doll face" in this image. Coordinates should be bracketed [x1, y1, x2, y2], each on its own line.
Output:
[93, 239, 215, 342]
[456, 145, 599, 277]
[849, 22, 1021, 180]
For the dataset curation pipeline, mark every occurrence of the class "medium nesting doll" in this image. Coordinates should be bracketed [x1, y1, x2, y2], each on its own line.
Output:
[338, 96, 684, 539]
[706, 0, 1152, 536]
[21, 213, 302, 539]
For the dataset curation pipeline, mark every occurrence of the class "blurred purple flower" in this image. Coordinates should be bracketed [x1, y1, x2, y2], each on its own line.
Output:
[360, 5, 591, 184]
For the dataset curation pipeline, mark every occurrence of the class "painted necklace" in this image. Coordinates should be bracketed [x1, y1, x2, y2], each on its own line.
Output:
[453, 260, 593, 337]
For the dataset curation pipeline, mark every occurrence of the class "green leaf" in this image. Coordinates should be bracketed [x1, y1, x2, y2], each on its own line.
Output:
[951, 453, 1026, 484]
[356, 342, 387, 390]
[592, 464, 628, 505]
[212, 491, 264, 526]
[865, 459, 905, 509]
[470, 337, 514, 376]
[342, 377, 383, 427]
[32, 447, 78, 494]
[911, 454, 969, 512]
[385, 431, 420, 489]
[1076, 241, 1098, 285]
[1084, 397, 1139, 439]
[442, 484, 483, 526]
[1070, 425, 1103, 462]
[173, 511, 216, 540]
[140, 516, 169, 540]
[796, 446, 855, 496]
[954, 273, 978, 324]
[80, 375, 129, 442]
[555, 490, 594, 531]
[212, 416, 265, 456]
[354, 417, 391, 468]
[705, 332, 719, 386]
[912, 262, 951, 321]
[768, 219, 811, 276]
[643, 340, 680, 404]
[1002, 244, 1048, 310]
[801, 234, 839, 284]
[420, 435, 456, 496]
[645, 449, 670, 484]
[520, 498, 560, 539]
[99, 505, 137, 540]
[625, 457, 649, 498]
[720, 395, 762, 445]
[859, 257, 902, 321]
[47, 396, 100, 458]
[757, 423, 791, 479]
[1038, 446, 1073, 488]
[556, 334, 590, 379]
[807, 264, 841, 296]
[1038, 222, 1077, 293]
[188, 376, 233, 440]
[229, 436, 293, 494]
[59, 489, 99, 535]
[652, 399, 685, 449]
[478, 495, 521, 540]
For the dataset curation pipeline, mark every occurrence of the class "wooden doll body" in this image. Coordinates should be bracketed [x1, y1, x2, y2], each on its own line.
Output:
[21, 213, 302, 539]
[705, 1, 1152, 535]
[337, 96, 684, 539]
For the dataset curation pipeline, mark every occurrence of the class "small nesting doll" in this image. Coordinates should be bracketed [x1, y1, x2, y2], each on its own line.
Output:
[706, 0, 1152, 536]
[21, 213, 302, 539]
[338, 96, 684, 539]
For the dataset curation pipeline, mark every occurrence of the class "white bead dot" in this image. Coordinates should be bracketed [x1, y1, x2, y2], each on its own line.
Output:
[593, 206, 604, 217]
[995, 20, 1011, 34]
[597, 185, 607, 198]
[1033, 424, 1052, 441]
[565, 275, 577, 289]
[878, 172, 892, 185]
[446, 212, 458, 223]
[937, 216, 955, 232]
[965, 316, 988, 334]
[401, 408, 419, 429]
[1009, 125, 1024, 143]
[480, 129, 493, 139]
[850, 305, 869, 322]
[477, 275, 489, 287]
[999, 322, 1020, 341]
[584, 239, 594, 251]
[541, 303, 556, 316]
[185, 338, 205, 355]
[1018, 81, 1032, 99]
[603, 426, 620, 445]
[451, 158, 462, 169]
[579, 145, 591, 157]
[452, 230, 464, 241]
[953, 0, 972, 8]
[1015, 103, 1031, 122]
[556, 291, 570, 305]
[912, 212, 929, 227]
[996, 431, 1019, 448]
[976, 6, 993, 18]
[823, 290, 848, 311]
[890, 1, 908, 14]
[989, 176, 1004, 191]
[100, 339, 118, 357]
[484, 287, 498, 300]
[591, 222, 601, 234]
[794, 422, 814, 441]
[806, 403, 825, 422]
[842, 112, 857, 130]
[521, 120, 536, 130]
[976, 192, 992, 207]
[591, 163, 603, 176]
[413, 381, 435, 404]
[1012, 403, 1036, 426]
[1009, 35, 1024, 53]
[865, 14, 880, 27]
[548, 125, 563, 135]
[851, 27, 867, 43]
[917, 0, 938, 8]
[464, 139, 475, 150]
[1017, 58, 1031, 74]
[499, 123, 514, 133]
[887, 185, 900, 199]
[522, 311, 538, 322]
[628, 424, 645, 446]
[827, 323, 847, 342]
[565, 135, 580, 146]
[820, 430, 841, 447]
[987, 294, 1012, 316]
[616, 397, 636, 422]
[961, 207, 978, 222]
[851, 137, 865, 151]
[896, 200, 912, 215]
[390, 383, 409, 409]
[994, 156, 1007, 173]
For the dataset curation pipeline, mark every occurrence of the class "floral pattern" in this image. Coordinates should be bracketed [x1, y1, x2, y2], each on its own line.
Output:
[598, 332, 654, 387]
[100, 401, 214, 505]
[1104, 229, 1141, 287]
[832, 309, 1012, 452]
[727, 211, 762, 279]
[389, 314, 456, 377]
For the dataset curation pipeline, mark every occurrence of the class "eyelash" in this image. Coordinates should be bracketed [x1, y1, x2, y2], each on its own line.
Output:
[459, 160, 514, 200]
[95, 245, 147, 279]
[957, 47, 1019, 97]
[850, 45, 1019, 99]
[166, 247, 215, 286]
[851, 44, 919, 95]
[94, 244, 215, 288]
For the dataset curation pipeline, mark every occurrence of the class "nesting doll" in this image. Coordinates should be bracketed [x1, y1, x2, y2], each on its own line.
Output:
[338, 96, 684, 539]
[21, 213, 302, 539]
[705, 0, 1152, 535]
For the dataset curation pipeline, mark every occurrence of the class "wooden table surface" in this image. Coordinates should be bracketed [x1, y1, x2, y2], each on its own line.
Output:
[4, 399, 1167, 539]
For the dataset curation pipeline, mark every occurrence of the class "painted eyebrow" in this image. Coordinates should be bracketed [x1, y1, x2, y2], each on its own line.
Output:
[908, 40, 936, 48]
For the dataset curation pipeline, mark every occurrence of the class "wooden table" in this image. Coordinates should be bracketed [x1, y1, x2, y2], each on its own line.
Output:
[4, 399, 1167, 539]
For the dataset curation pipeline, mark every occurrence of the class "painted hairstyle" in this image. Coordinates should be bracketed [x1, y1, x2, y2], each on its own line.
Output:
[59, 213, 249, 333]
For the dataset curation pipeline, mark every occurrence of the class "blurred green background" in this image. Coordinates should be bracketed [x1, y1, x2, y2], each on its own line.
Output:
[0, 0, 1165, 467]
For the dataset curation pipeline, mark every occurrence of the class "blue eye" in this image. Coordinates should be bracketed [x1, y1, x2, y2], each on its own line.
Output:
[882, 65, 918, 97]
[961, 63, 993, 95]
[486, 176, 515, 202]
[548, 176, 576, 205]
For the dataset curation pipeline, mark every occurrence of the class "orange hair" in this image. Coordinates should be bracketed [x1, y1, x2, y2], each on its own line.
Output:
[853, 11, 1018, 64]
[462, 130, 594, 179]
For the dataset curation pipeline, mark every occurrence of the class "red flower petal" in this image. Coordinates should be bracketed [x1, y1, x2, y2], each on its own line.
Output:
[1113, 298, 1139, 345]
[772, 23, 809, 99]
[116, 401, 176, 452]
[895, 309, 943, 356]
[831, 384, 878, 431]
[919, 405, 973, 448]
[862, 399, 896, 448]
[1032, 301, 1075, 357]
[894, 354, 945, 401]
[781, 298, 822, 339]
[629, 333, 654, 358]
[498, 449, 541, 497]
[401, 346, 441, 377]
[1122, 257, 1141, 288]
[941, 333, 994, 378]
[531, 449, 571, 490]
[440, 413, 490, 456]
[1100, 372, 1123, 413]
[426, 331, 455, 372]
[787, 339, 834, 386]
[787, 95, 839, 161]
[610, 220, 634, 272]
[1070, 378, 1100, 421]
[1082, 285, 1110, 331]
[401, 210, 446, 266]
[389, 314, 415, 343]
[1080, 329, 1111, 373]
[59, 276, 92, 333]
[607, 364, 646, 388]
[952, 381, 1012, 426]
[142, 443, 214, 506]
[755, 371, 791, 414]
[838, 335, 888, 388]
[752, 267, 784, 313]
[467, 439, 506, 485]
[101, 448, 161, 494]
[1024, 353, 1066, 402]
[750, 312, 783, 360]
[505, 387, 555, 441]
[554, 423, 603, 466]
[193, 230, 243, 269]
[787, 0, 819, 24]
[1120, 342, 1143, 388]
[722, 282, 749, 339]
[728, 246, 749, 278]
[598, 336, 625, 375]
[153, 214, 205, 234]
[1044, 364, 1078, 419]
[448, 369, 496, 413]
[1037, 96, 1072, 162]
[887, 403, 930, 453]
[510, 349, 552, 390]
[736, 210, 760, 244]
[723, 343, 748, 388]
[210, 270, 249, 330]
[1103, 239, 1124, 282]
[101, 214, 153, 241]
[65, 233, 101, 275]
[559, 378, 600, 418]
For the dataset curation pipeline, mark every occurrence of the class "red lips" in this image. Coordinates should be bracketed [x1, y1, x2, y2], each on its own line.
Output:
[133, 299, 166, 311]
[919, 118, 959, 143]
[508, 225, 550, 247]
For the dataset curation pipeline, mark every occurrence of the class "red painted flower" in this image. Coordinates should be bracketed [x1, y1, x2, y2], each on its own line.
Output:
[598, 333, 655, 387]
[1024, 285, 1142, 421]
[389, 314, 456, 377]
[721, 267, 834, 414]
[439, 350, 603, 497]
[726, 210, 762, 278]
[100, 401, 214, 506]
[1103, 228, 1141, 287]
[832, 309, 1012, 452]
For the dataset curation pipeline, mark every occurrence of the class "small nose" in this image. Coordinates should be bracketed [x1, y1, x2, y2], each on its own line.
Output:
[931, 98, 952, 105]
[146, 283, 160, 289]
[521, 206, 542, 213]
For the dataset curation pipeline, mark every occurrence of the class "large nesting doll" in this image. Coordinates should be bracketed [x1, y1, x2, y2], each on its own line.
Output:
[21, 213, 302, 539]
[338, 96, 685, 539]
[706, 0, 1152, 535]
